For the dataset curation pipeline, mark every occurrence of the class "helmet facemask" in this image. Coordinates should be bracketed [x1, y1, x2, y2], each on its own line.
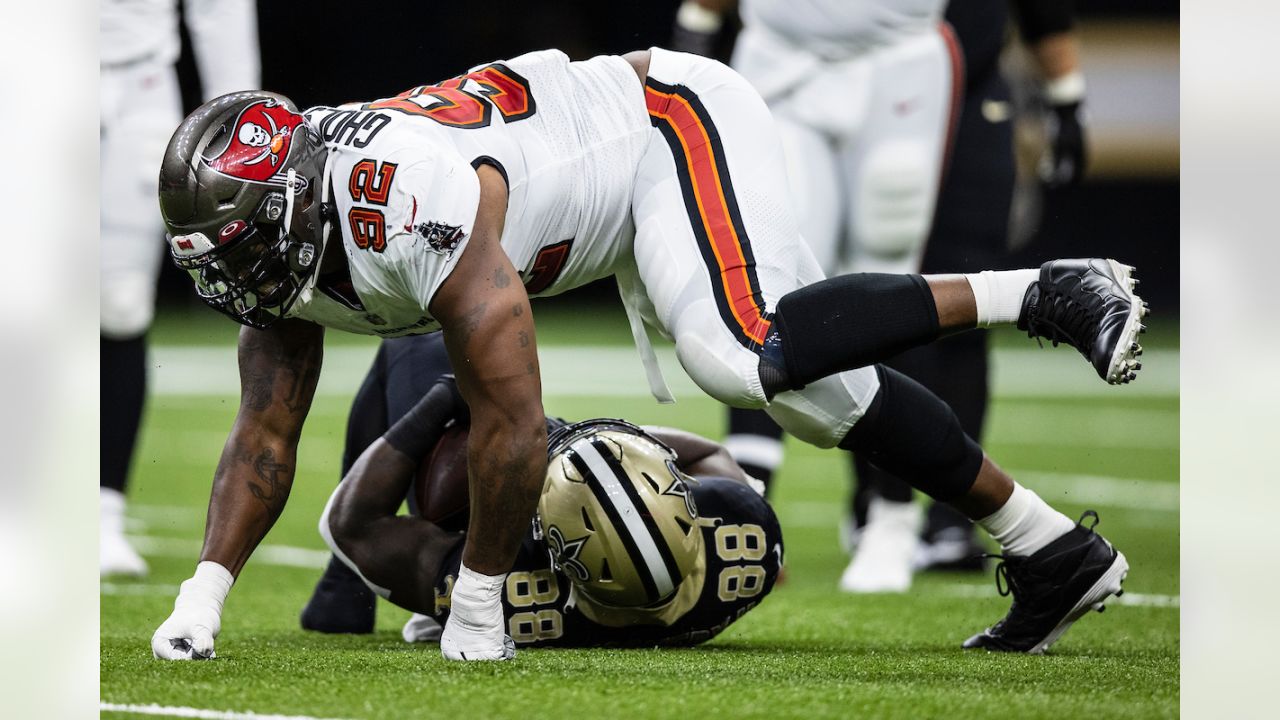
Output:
[171, 169, 326, 328]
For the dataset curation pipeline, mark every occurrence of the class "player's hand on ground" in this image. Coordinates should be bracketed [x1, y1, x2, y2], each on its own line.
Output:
[439, 565, 515, 661]
[1039, 101, 1088, 188]
[151, 562, 234, 660]
[152, 604, 221, 660]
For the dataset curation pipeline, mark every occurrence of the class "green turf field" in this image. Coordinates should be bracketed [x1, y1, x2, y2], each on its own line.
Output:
[101, 303, 1179, 719]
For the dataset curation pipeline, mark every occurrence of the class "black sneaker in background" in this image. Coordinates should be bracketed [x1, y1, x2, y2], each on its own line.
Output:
[300, 555, 377, 634]
[962, 511, 1128, 654]
[1018, 258, 1149, 385]
[915, 526, 988, 573]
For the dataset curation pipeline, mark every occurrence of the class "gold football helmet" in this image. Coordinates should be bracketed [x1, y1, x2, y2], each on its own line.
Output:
[539, 420, 705, 621]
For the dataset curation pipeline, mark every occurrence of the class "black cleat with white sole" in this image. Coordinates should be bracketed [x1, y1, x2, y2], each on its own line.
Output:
[300, 556, 376, 634]
[962, 511, 1128, 654]
[1018, 259, 1149, 385]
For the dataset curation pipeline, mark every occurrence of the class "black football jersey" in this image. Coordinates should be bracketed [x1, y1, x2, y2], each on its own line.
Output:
[429, 477, 784, 648]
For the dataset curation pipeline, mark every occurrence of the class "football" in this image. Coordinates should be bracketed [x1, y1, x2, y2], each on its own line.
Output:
[412, 423, 471, 532]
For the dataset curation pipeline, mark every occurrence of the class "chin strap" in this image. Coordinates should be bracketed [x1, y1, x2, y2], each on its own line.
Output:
[284, 168, 317, 270]
[296, 155, 337, 295]
[284, 168, 298, 236]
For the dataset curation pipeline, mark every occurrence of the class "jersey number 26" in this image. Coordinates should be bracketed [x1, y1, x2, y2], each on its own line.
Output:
[366, 63, 536, 130]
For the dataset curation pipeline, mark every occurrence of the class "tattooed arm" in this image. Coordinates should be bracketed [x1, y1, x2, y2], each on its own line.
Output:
[199, 318, 325, 576]
[429, 164, 546, 578]
[153, 318, 323, 660]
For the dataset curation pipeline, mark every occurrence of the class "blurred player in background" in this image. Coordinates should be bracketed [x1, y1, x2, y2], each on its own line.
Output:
[671, 0, 1089, 592]
[318, 333, 782, 649]
[100, 0, 260, 576]
[849, 0, 1091, 591]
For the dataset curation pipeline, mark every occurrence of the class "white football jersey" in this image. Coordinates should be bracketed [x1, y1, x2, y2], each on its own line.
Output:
[290, 50, 650, 337]
[742, 0, 945, 58]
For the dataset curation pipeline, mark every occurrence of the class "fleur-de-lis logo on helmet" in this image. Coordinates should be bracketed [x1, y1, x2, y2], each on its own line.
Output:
[545, 525, 590, 582]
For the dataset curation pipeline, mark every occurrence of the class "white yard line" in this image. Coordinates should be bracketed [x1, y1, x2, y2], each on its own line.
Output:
[101, 582, 179, 596]
[1014, 471, 1179, 512]
[100, 703, 353, 720]
[775, 472, 1176, 528]
[937, 583, 1179, 609]
[127, 535, 330, 569]
[151, 345, 1178, 399]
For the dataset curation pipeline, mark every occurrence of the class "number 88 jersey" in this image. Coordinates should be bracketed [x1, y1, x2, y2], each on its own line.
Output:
[291, 49, 651, 338]
[429, 476, 784, 648]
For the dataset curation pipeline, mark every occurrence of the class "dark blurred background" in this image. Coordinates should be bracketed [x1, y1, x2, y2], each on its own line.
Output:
[167, 0, 1178, 314]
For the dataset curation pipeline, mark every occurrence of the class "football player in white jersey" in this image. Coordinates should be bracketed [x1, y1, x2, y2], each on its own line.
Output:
[151, 48, 1145, 661]
[100, 0, 260, 577]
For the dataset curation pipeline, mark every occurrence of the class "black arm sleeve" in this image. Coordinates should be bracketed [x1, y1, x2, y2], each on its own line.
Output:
[383, 375, 465, 461]
[1011, 0, 1076, 44]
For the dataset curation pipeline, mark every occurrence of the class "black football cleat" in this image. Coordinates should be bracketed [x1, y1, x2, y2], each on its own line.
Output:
[1018, 259, 1148, 385]
[962, 511, 1128, 654]
[300, 556, 377, 634]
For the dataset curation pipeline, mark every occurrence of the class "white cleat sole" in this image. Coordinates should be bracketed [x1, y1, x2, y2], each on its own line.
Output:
[1027, 550, 1129, 655]
[1102, 259, 1148, 386]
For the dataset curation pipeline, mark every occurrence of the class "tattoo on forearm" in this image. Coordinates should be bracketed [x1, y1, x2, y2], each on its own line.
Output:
[493, 268, 511, 288]
[518, 330, 530, 348]
[280, 340, 323, 414]
[239, 334, 277, 412]
[527, 362, 537, 375]
[239, 327, 323, 415]
[245, 447, 290, 514]
[512, 304, 524, 317]
[457, 302, 489, 346]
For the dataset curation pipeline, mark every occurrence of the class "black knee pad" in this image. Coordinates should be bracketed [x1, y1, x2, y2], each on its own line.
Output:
[838, 365, 983, 502]
[772, 273, 939, 389]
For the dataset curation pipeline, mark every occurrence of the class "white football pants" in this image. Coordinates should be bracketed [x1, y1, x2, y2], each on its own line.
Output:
[100, 60, 181, 338]
[731, 23, 963, 276]
[625, 48, 880, 448]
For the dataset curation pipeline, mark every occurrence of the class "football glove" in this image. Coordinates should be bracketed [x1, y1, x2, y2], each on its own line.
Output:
[670, 0, 725, 58]
[440, 563, 515, 661]
[1038, 71, 1089, 188]
[151, 561, 234, 660]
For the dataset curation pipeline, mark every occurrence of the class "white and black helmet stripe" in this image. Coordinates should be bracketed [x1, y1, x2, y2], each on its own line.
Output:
[569, 437, 679, 603]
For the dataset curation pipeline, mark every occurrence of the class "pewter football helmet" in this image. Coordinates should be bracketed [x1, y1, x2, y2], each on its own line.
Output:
[158, 92, 330, 328]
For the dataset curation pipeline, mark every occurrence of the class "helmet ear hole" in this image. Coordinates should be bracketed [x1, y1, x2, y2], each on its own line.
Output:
[641, 472, 661, 494]
[599, 559, 613, 583]
[580, 507, 594, 532]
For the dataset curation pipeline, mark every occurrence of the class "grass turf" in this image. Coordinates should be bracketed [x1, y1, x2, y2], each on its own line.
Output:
[101, 307, 1178, 719]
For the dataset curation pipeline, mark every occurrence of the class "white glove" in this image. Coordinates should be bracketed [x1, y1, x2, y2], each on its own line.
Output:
[439, 563, 515, 661]
[151, 561, 234, 660]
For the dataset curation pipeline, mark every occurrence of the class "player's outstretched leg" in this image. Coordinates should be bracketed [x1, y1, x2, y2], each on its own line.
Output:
[757, 258, 1147, 401]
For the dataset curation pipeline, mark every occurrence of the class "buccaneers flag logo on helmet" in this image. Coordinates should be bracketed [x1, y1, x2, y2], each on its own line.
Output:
[202, 98, 305, 185]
